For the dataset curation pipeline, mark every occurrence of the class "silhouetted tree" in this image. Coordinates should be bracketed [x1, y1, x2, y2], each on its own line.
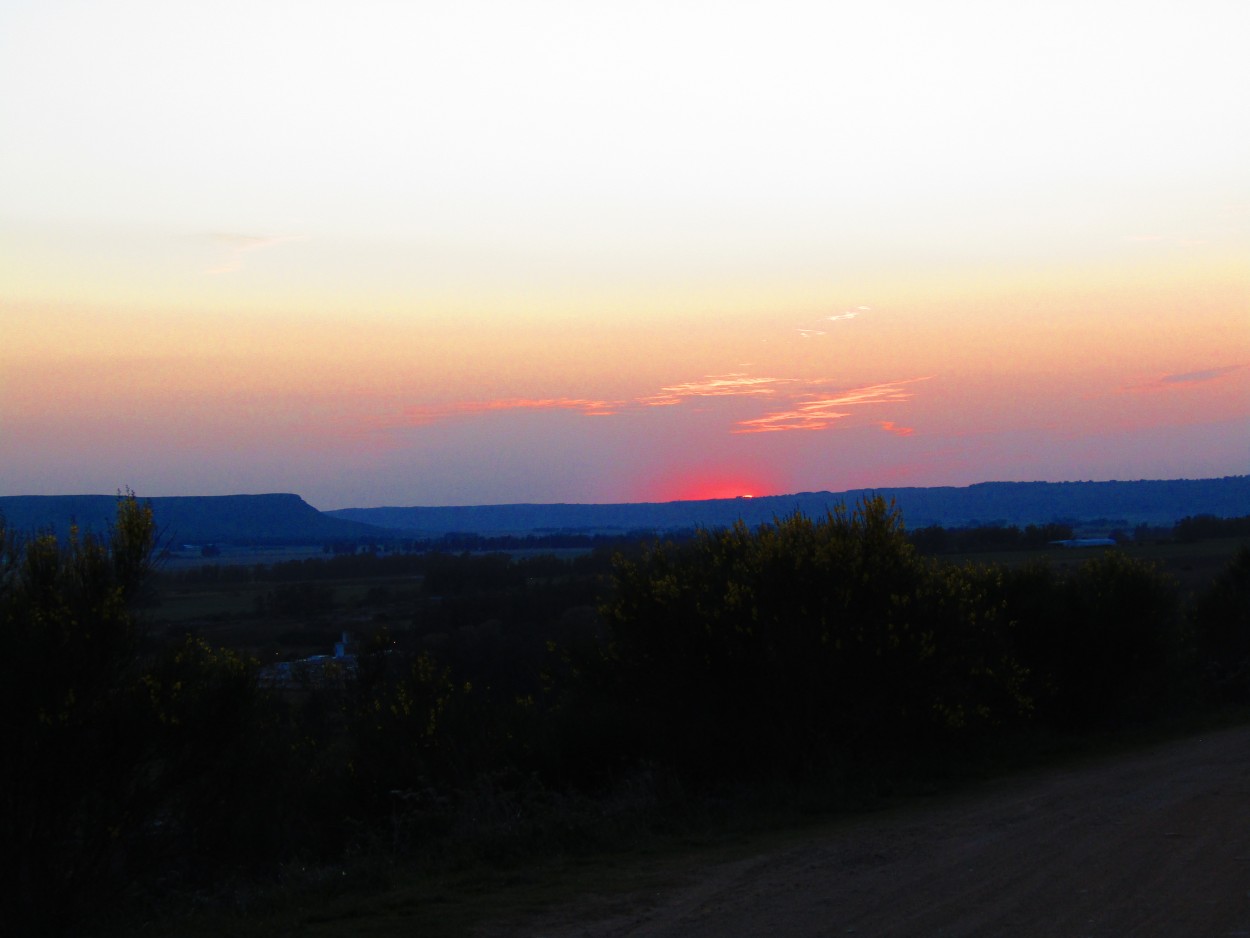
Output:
[0, 494, 310, 934]
[1, 493, 157, 934]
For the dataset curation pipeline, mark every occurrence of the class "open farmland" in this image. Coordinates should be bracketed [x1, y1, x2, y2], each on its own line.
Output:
[149, 558, 428, 662]
[147, 532, 1250, 663]
[941, 536, 1249, 595]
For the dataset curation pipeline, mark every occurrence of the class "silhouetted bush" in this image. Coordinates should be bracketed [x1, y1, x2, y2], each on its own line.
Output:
[1003, 552, 1187, 728]
[1193, 546, 1250, 702]
[600, 498, 1033, 782]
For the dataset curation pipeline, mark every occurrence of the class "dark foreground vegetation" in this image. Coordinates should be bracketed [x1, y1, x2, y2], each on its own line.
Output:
[3, 495, 1250, 935]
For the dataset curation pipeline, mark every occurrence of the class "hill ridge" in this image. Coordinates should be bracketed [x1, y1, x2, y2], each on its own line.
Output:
[0, 493, 380, 544]
[4, 477, 1247, 544]
[327, 476, 1250, 536]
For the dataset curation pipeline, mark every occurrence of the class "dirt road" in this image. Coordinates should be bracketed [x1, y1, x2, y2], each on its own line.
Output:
[482, 725, 1250, 936]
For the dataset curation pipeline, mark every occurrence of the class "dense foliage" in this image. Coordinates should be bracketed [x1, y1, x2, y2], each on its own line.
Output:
[0, 497, 323, 934]
[908, 521, 1076, 553]
[1193, 546, 1250, 701]
[2, 495, 161, 934]
[3, 496, 1249, 934]
[601, 501, 1031, 778]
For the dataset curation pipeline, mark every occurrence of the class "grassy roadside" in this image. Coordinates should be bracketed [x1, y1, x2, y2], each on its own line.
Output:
[136, 824, 775, 938]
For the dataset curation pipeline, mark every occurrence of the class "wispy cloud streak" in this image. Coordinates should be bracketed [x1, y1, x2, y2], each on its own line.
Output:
[790, 305, 871, 336]
[381, 371, 928, 438]
[1126, 364, 1243, 392]
[1157, 366, 1242, 385]
[733, 378, 929, 434]
[403, 397, 622, 424]
[641, 373, 795, 407]
[203, 232, 308, 274]
[826, 305, 870, 323]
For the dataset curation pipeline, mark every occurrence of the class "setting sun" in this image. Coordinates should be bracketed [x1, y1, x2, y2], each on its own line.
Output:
[646, 472, 776, 504]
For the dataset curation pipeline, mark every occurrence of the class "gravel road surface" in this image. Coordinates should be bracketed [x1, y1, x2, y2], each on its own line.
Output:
[482, 725, 1250, 937]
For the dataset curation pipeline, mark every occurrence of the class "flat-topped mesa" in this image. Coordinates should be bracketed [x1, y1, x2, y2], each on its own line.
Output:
[0, 493, 380, 545]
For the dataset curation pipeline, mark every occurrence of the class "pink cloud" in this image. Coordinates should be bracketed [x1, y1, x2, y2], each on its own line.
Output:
[734, 402, 852, 433]
[878, 421, 915, 437]
[733, 379, 928, 434]
[378, 374, 929, 439]
[640, 374, 795, 407]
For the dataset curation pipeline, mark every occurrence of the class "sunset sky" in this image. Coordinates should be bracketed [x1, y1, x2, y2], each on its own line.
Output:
[2, 1, 1247, 509]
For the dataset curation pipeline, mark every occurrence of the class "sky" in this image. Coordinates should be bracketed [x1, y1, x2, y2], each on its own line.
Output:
[2, 0, 1247, 510]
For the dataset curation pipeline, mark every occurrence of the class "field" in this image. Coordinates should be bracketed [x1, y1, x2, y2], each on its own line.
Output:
[146, 534, 1249, 662]
[948, 536, 1246, 594]
[150, 575, 422, 662]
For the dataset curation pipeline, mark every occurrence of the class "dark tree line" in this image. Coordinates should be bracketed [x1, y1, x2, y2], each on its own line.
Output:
[909, 521, 1077, 553]
[1174, 513, 1250, 542]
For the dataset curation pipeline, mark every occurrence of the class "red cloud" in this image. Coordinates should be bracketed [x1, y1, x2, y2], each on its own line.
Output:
[878, 421, 915, 436]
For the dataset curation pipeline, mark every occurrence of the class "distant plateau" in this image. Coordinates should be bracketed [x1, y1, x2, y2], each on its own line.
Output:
[2, 476, 1248, 547]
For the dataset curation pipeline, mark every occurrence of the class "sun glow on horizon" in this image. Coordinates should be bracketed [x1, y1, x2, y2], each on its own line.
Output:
[641, 468, 781, 504]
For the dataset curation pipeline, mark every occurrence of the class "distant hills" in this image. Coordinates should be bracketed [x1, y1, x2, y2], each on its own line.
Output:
[328, 477, 1250, 537]
[3, 477, 1248, 546]
[0, 493, 379, 545]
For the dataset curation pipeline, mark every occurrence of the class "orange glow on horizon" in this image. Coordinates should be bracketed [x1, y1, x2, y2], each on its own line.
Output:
[643, 469, 781, 504]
